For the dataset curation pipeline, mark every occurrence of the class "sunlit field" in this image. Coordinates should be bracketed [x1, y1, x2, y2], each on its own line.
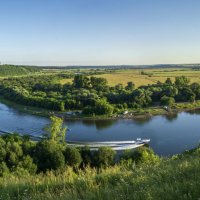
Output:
[59, 68, 200, 87]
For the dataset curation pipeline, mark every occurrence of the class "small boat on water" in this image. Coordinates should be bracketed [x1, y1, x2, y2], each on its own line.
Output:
[67, 138, 150, 151]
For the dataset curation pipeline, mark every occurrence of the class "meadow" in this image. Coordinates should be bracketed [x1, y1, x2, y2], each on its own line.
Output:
[59, 68, 200, 87]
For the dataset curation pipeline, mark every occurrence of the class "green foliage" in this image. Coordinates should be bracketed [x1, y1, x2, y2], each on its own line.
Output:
[0, 132, 199, 199]
[94, 99, 114, 115]
[83, 99, 114, 115]
[73, 75, 90, 88]
[45, 115, 67, 143]
[34, 140, 65, 172]
[175, 76, 190, 86]
[0, 74, 199, 115]
[132, 89, 152, 107]
[125, 81, 135, 90]
[165, 77, 173, 85]
[64, 146, 82, 167]
[0, 134, 37, 175]
[80, 146, 92, 166]
[0, 65, 39, 76]
[0, 146, 199, 200]
[90, 76, 108, 90]
[0, 162, 9, 176]
[18, 155, 37, 174]
[191, 82, 200, 98]
[93, 146, 116, 168]
[161, 95, 175, 106]
[121, 147, 160, 165]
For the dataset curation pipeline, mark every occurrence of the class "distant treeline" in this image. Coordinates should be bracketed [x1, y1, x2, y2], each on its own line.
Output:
[2, 64, 200, 72]
[41, 64, 200, 70]
[0, 65, 40, 76]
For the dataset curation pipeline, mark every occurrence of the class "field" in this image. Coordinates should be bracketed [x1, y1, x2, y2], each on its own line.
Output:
[59, 68, 200, 87]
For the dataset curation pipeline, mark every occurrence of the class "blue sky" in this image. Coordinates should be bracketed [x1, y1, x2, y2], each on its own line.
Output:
[0, 0, 200, 66]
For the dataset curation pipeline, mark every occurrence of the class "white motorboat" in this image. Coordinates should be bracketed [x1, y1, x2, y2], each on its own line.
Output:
[67, 138, 150, 150]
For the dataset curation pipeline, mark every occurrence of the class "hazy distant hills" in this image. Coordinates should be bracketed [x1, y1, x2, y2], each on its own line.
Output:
[41, 64, 200, 70]
[0, 65, 40, 76]
[1, 63, 200, 72]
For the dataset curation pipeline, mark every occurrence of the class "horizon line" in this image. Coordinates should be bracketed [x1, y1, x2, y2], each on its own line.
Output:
[1, 62, 200, 67]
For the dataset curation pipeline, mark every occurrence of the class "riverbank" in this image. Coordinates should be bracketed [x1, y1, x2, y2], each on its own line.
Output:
[0, 97, 53, 117]
[1, 96, 200, 120]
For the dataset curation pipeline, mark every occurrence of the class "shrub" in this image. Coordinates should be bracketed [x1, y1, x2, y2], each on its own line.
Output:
[121, 147, 159, 165]
[18, 155, 37, 174]
[64, 146, 82, 167]
[80, 146, 92, 167]
[34, 140, 65, 172]
[93, 147, 116, 168]
[0, 162, 9, 176]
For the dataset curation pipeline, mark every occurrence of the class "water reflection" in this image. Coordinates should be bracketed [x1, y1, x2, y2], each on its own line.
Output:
[131, 116, 152, 125]
[186, 108, 200, 115]
[82, 119, 117, 130]
[165, 113, 178, 122]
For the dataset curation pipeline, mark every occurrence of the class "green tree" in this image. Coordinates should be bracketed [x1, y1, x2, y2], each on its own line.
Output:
[125, 82, 135, 90]
[80, 146, 92, 167]
[115, 83, 124, 91]
[161, 95, 175, 106]
[0, 138, 6, 162]
[121, 147, 159, 165]
[191, 82, 200, 99]
[175, 76, 190, 87]
[45, 116, 67, 143]
[93, 147, 116, 168]
[34, 140, 65, 172]
[132, 89, 152, 107]
[163, 86, 178, 97]
[165, 78, 173, 85]
[94, 99, 114, 115]
[6, 141, 23, 168]
[0, 162, 9, 176]
[18, 155, 37, 174]
[59, 101, 65, 112]
[90, 77, 108, 91]
[63, 147, 82, 167]
[73, 75, 90, 88]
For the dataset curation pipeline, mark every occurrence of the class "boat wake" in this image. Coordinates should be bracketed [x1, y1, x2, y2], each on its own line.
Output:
[67, 138, 150, 150]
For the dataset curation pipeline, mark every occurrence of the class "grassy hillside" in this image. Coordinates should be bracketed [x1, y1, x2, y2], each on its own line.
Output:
[0, 147, 200, 200]
[0, 65, 40, 77]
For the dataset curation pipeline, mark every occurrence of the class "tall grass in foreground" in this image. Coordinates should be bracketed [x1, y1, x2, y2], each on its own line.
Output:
[0, 151, 200, 200]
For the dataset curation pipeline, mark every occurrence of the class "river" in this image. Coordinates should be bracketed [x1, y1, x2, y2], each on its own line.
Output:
[1, 102, 200, 156]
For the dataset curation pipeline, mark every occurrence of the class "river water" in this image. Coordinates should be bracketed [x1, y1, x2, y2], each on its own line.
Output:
[1, 102, 200, 156]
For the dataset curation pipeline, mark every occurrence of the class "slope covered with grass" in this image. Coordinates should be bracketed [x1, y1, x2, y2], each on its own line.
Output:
[0, 147, 200, 200]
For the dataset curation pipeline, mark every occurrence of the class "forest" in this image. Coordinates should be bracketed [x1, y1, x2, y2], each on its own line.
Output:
[0, 72, 199, 115]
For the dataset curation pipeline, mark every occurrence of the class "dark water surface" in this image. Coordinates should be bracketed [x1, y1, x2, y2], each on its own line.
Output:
[1, 102, 200, 156]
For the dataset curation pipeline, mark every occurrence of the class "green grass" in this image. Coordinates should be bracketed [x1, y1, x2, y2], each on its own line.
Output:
[0, 148, 200, 200]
